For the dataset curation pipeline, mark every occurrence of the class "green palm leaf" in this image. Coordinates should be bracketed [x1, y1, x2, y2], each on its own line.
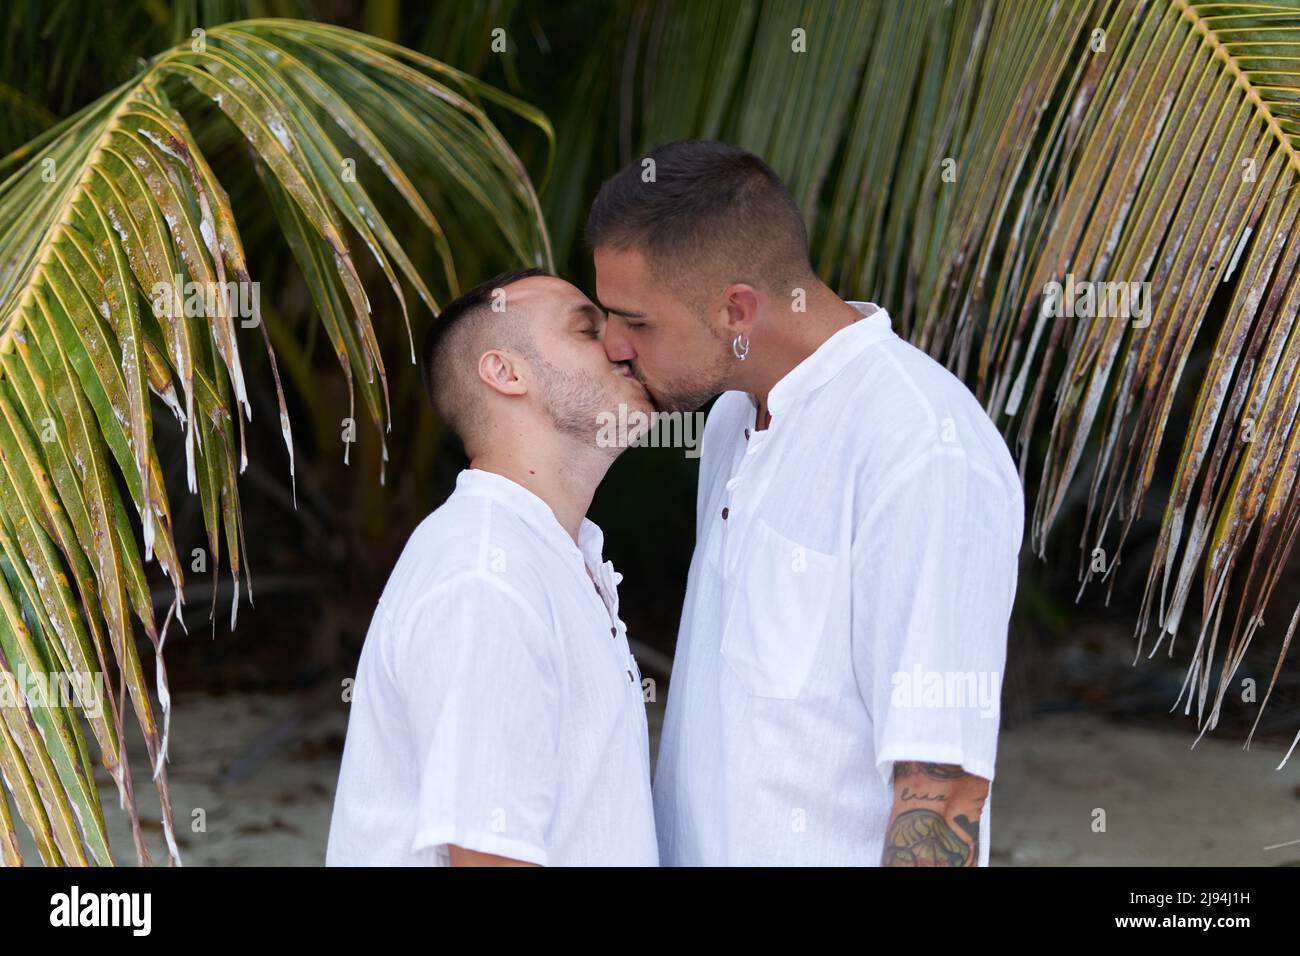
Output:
[0, 19, 551, 865]
[619, 0, 1300, 755]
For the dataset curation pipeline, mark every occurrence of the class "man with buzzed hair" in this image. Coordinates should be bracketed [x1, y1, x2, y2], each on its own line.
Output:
[419, 267, 543, 447]
[327, 269, 659, 867]
[589, 140, 1024, 866]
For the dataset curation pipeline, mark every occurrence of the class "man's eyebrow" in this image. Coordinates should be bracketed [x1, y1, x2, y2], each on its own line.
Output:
[595, 299, 645, 319]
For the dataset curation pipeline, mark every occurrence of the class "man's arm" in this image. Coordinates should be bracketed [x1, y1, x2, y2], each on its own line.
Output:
[449, 845, 541, 867]
[881, 761, 989, 867]
[395, 573, 560, 867]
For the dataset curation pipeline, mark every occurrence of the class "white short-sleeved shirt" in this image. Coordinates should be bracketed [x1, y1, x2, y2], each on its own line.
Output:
[327, 468, 658, 866]
[653, 303, 1024, 866]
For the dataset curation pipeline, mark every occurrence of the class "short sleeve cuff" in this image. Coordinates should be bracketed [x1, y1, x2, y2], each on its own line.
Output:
[875, 741, 996, 790]
[412, 824, 549, 867]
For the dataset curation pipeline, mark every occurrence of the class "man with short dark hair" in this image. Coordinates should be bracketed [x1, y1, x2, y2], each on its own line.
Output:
[327, 270, 658, 867]
[589, 140, 1024, 866]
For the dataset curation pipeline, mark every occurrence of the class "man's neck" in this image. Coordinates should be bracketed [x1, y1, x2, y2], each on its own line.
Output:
[745, 292, 870, 429]
[469, 437, 612, 545]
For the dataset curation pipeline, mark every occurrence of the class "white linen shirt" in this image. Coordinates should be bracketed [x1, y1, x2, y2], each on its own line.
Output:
[653, 302, 1024, 866]
[327, 468, 658, 866]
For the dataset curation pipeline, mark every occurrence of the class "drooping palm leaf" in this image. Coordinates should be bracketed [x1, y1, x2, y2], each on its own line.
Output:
[616, 0, 1300, 757]
[0, 18, 551, 865]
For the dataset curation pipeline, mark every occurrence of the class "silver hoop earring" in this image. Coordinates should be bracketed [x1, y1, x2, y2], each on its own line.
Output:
[732, 333, 751, 361]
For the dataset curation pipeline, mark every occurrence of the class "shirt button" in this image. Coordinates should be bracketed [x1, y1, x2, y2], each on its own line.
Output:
[721, 507, 729, 520]
[610, 625, 617, 637]
[744, 428, 750, 440]
[627, 669, 635, 683]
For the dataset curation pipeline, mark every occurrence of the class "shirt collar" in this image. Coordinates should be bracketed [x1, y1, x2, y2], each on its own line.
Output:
[454, 467, 608, 570]
[754, 301, 892, 417]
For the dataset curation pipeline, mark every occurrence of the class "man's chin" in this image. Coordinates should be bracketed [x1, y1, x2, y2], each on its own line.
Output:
[638, 383, 680, 414]
[622, 379, 659, 415]
[649, 377, 723, 414]
[654, 393, 709, 415]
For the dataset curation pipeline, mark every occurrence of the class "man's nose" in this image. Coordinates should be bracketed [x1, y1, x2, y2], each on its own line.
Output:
[602, 320, 635, 363]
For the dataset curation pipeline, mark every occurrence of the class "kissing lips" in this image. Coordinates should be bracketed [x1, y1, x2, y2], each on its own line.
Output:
[614, 363, 656, 409]
[624, 364, 659, 411]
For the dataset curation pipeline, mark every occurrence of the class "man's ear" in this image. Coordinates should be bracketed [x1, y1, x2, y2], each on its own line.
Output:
[478, 349, 529, 397]
[721, 283, 760, 337]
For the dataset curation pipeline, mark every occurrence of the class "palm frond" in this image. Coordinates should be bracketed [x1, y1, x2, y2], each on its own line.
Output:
[621, 0, 1300, 753]
[0, 19, 551, 865]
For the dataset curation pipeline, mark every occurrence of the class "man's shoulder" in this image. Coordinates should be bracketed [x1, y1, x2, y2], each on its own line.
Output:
[837, 332, 1019, 487]
[378, 493, 556, 629]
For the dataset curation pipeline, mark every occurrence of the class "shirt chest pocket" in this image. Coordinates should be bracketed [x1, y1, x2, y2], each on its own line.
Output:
[719, 518, 838, 699]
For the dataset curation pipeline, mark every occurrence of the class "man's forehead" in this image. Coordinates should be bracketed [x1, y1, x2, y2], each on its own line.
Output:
[500, 274, 589, 310]
[593, 247, 661, 317]
[594, 244, 653, 284]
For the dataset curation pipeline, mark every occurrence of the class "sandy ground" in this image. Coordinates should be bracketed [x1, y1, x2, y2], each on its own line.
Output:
[991, 712, 1300, 866]
[8, 689, 1299, 866]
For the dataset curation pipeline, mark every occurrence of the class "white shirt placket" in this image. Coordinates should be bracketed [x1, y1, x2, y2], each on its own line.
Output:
[719, 418, 779, 577]
[585, 559, 642, 695]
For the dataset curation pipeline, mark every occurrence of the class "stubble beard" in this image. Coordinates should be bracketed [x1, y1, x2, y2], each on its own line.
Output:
[537, 357, 628, 446]
[646, 338, 734, 414]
